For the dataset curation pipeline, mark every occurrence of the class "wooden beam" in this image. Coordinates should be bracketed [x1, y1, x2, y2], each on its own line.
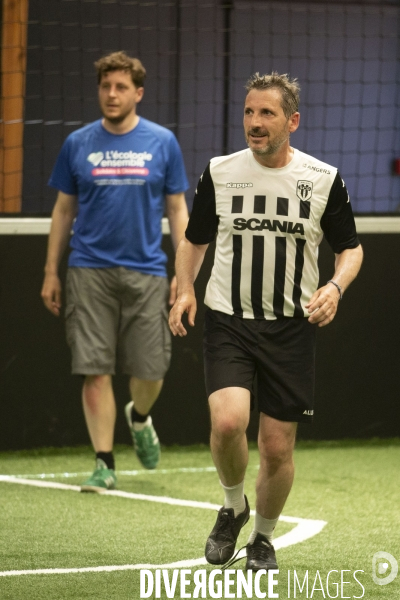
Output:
[0, 0, 29, 213]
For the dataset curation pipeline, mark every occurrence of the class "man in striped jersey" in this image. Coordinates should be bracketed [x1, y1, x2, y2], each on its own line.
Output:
[169, 72, 363, 571]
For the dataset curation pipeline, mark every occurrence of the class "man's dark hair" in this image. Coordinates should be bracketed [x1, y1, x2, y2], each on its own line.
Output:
[94, 51, 146, 88]
[245, 72, 300, 118]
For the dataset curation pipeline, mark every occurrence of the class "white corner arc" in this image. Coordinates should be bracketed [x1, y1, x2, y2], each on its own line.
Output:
[0, 475, 327, 577]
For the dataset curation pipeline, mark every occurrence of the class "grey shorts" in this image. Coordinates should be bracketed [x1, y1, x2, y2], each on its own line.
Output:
[65, 267, 171, 379]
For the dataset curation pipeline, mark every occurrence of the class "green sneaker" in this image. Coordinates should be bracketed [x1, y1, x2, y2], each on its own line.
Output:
[80, 459, 117, 493]
[125, 401, 160, 469]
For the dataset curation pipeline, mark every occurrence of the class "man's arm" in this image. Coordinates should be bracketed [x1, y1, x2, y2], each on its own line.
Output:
[41, 191, 78, 316]
[168, 236, 209, 337]
[165, 192, 189, 251]
[165, 192, 189, 305]
[306, 244, 363, 327]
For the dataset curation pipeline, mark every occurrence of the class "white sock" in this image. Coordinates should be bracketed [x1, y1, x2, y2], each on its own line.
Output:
[220, 480, 246, 517]
[247, 512, 279, 544]
[133, 416, 152, 431]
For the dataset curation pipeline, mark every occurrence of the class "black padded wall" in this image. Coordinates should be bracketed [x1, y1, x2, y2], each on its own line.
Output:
[0, 233, 399, 450]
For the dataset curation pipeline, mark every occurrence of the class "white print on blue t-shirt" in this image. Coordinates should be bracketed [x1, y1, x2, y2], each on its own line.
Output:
[88, 150, 153, 171]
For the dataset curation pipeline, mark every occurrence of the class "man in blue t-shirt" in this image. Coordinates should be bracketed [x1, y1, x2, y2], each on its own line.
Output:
[41, 51, 189, 492]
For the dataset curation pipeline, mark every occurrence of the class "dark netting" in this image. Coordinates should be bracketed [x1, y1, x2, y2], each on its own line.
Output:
[228, 2, 400, 213]
[17, 0, 400, 213]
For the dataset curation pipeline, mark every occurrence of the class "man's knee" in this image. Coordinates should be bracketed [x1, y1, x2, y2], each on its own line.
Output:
[258, 420, 296, 468]
[209, 387, 251, 441]
[211, 413, 247, 441]
[83, 375, 112, 409]
[259, 437, 294, 468]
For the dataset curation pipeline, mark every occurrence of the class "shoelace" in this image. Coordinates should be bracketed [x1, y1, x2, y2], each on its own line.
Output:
[221, 538, 273, 571]
[249, 540, 272, 560]
[221, 545, 247, 570]
[214, 510, 235, 538]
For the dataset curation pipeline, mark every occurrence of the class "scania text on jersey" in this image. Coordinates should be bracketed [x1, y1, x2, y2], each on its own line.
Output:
[233, 217, 305, 236]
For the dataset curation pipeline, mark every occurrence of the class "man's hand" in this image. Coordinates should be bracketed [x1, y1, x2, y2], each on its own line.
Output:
[169, 291, 197, 337]
[305, 283, 341, 327]
[41, 273, 62, 316]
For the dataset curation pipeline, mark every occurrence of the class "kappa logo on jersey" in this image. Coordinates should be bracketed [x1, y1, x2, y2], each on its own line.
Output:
[88, 152, 104, 166]
[226, 182, 253, 189]
[297, 180, 313, 202]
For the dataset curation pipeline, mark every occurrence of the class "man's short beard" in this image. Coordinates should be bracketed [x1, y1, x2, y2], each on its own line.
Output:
[102, 113, 127, 125]
[101, 106, 132, 125]
[246, 132, 289, 156]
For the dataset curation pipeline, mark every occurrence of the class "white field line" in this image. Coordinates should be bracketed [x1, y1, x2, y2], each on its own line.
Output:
[2, 466, 219, 480]
[0, 475, 327, 577]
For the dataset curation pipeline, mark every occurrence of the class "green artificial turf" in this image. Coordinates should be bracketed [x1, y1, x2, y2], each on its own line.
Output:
[0, 440, 399, 599]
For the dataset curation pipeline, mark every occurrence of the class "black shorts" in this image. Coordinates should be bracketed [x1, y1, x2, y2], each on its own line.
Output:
[203, 309, 317, 424]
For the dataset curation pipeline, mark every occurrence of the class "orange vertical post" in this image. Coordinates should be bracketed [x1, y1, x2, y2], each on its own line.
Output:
[0, 0, 29, 213]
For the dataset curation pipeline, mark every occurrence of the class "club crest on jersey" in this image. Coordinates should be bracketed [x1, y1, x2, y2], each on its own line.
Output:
[296, 180, 313, 202]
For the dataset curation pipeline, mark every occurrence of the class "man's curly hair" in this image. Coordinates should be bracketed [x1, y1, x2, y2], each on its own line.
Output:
[94, 51, 146, 88]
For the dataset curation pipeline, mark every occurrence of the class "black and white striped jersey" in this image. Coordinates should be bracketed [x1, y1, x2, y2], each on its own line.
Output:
[185, 147, 360, 320]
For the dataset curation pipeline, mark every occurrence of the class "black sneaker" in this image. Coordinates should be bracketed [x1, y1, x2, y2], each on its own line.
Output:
[205, 496, 250, 565]
[245, 532, 278, 571]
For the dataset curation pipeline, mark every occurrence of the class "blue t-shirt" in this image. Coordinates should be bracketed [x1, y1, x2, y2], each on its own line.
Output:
[49, 118, 189, 276]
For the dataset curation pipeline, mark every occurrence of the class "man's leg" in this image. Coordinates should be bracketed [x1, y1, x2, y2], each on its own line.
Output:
[125, 377, 163, 470]
[256, 413, 297, 520]
[209, 386, 250, 488]
[129, 377, 163, 416]
[119, 270, 171, 470]
[81, 374, 117, 492]
[205, 386, 251, 565]
[65, 267, 120, 491]
[82, 374, 116, 452]
[246, 413, 297, 570]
